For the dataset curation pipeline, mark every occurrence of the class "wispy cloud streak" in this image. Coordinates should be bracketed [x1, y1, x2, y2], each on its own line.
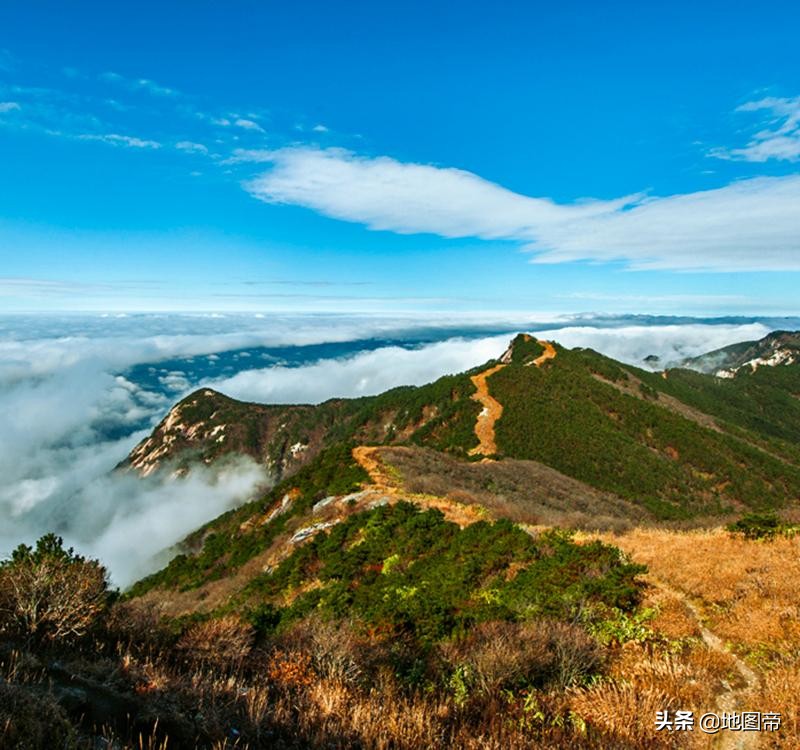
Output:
[246, 147, 800, 272]
[711, 95, 800, 163]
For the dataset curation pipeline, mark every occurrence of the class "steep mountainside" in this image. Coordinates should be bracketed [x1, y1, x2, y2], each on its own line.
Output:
[123, 367, 482, 480]
[489, 342, 800, 518]
[683, 330, 800, 377]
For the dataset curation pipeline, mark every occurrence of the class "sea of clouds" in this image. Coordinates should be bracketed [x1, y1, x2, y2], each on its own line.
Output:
[1, 312, 795, 587]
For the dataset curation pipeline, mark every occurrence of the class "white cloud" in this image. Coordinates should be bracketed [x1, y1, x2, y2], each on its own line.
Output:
[245, 147, 800, 272]
[58, 458, 266, 588]
[234, 117, 265, 132]
[534, 323, 772, 369]
[712, 96, 800, 163]
[136, 78, 176, 97]
[206, 323, 776, 407]
[77, 132, 161, 149]
[312, 124, 329, 133]
[207, 335, 513, 404]
[0, 101, 20, 113]
[100, 71, 177, 98]
[246, 147, 632, 237]
[176, 140, 209, 154]
[223, 148, 274, 164]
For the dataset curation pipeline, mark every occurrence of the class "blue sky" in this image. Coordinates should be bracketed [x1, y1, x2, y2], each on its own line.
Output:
[1, 0, 799, 314]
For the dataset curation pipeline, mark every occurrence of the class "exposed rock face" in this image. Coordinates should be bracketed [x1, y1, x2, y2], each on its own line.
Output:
[683, 331, 800, 377]
[122, 388, 334, 480]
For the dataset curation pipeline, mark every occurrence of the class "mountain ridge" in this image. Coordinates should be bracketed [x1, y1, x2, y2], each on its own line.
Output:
[124, 331, 800, 523]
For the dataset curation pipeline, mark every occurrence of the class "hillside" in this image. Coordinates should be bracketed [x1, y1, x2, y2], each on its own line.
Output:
[123, 367, 483, 480]
[683, 329, 800, 376]
[118, 330, 800, 619]
[125, 332, 800, 523]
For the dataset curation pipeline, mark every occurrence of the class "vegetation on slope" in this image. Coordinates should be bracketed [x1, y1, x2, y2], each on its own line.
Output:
[127, 441, 369, 596]
[239, 501, 645, 644]
[1, 521, 652, 749]
[636, 361, 800, 450]
[7, 518, 800, 748]
[489, 346, 800, 518]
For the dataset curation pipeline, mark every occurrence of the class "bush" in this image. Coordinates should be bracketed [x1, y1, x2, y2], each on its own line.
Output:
[278, 615, 374, 685]
[0, 534, 110, 644]
[0, 682, 77, 750]
[104, 600, 174, 653]
[726, 512, 785, 540]
[440, 619, 603, 697]
[176, 615, 255, 668]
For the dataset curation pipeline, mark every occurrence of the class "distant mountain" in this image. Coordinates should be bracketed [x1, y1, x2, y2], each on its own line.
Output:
[682, 330, 800, 377]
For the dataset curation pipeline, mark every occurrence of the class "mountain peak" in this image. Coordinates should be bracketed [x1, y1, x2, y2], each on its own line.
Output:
[684, 329, 800, 378]
[499, 333, 555, 366]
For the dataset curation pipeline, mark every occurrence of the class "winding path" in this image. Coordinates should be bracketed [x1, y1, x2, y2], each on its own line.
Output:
[468, 339, 557, 457]
[352, 445, 399, 492]
[528, 339, 557, 367]
[468, 363, 507, 457]
[650, 578, 760, 750]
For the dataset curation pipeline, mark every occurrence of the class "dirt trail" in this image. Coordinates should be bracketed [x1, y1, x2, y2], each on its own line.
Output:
[468, 339, 557, 457]
[352, 446, 488, 527]
[528, 339, 557, 367]
[650, 578, 760, 750]
[352, 445, 401, 493]
[468, 363, 507, 457]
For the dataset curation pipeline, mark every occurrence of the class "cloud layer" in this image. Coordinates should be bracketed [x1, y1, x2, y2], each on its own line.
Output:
[246, 147, 800, 272]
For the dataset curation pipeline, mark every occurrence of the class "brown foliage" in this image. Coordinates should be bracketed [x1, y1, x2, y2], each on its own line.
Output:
[267, 648, 315, 689]
[0, 541, 108, 643]
[176, 615, 254, 668]
[440, 619, 604, 694]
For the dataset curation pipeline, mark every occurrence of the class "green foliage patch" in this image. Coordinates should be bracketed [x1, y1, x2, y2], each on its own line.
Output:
[241, 502, 645, 644]
[489, 348, 800, 518]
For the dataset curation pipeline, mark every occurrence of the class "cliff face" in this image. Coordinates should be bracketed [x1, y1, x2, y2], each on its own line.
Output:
[684, 330, 800, 377]
[123, 388, 336, 480]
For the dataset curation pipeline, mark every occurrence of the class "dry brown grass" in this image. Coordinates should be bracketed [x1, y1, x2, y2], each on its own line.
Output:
[379, 445, 651, 529]
[570, 682, 683, 749]
[601, 527, 800, 662]
[754, 662, 800, 747]
[583, 525, 800, 748]
[644, 588, 701, 642]
[176, 615, 255, 669]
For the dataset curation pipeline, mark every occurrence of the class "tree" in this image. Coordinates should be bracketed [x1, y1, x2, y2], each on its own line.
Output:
[0, 534, 110, 644]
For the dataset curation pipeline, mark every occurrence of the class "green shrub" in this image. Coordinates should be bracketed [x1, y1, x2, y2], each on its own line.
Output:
[242, 503, 646, 647]
[726, 512, 786, 540]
